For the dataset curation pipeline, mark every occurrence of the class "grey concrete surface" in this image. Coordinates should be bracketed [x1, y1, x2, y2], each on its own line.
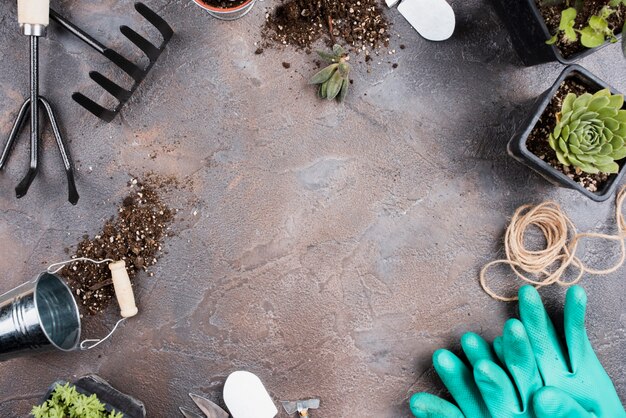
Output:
[0, 0, 625, 417]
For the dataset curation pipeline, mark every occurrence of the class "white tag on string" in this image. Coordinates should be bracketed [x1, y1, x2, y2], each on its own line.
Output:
[46, 257, 138, 350]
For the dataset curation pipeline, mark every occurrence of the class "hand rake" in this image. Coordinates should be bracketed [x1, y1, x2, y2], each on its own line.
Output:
[50, 3, 173, 122]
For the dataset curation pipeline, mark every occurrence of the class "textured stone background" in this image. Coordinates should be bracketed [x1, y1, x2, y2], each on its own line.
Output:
[0, 0, 624, 417]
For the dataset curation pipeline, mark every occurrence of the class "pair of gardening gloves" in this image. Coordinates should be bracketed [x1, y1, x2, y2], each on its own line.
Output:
[410, 286, 626, 418]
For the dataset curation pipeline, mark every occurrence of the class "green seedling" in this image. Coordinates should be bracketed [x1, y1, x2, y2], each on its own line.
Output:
[32, 382, 123, 418]
[579, 7, 618, 47]
[547, 7, 578, 44]
[549, 88, 626, 174]
[547, 2, 625, 54]
[309, 44, 350, 102]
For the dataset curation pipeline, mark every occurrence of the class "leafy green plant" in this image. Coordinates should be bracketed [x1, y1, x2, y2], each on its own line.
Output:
[32, 383, 124, 418]
[547, 7, 578, 44]
[546, 2, 625, 55]
[579, 6, 618, 47]
[309, 44, 350, 102]
[549, 88, 626, 174]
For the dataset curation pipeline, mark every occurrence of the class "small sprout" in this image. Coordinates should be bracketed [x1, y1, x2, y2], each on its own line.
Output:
[547, 7, 578, 45]
[579, 7, 618, 48]
[309, 44, 351, 102]
[547, 3, 624, 51]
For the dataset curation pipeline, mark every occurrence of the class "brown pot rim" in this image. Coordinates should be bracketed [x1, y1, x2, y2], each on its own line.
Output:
[192, 0, 254, 12]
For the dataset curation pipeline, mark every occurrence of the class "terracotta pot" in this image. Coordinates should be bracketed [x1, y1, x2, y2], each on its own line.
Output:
[192, 0, 256, 20]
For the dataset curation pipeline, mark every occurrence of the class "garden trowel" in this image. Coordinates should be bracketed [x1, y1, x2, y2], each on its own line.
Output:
[282, 398, 321, 416]
[386, 0, 455, 41]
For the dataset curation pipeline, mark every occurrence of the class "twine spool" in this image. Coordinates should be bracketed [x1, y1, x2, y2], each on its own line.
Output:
[481, 186, 626, 301]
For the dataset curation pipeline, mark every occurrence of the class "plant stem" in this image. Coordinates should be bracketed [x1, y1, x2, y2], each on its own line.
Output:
[328, 15, 336, 45]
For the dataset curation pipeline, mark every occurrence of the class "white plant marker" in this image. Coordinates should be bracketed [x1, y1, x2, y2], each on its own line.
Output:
[223, 371, 278, 418]
[392, 0, 456, 41]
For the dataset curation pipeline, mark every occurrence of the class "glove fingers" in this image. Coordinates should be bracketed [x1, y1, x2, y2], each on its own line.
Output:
[409, 393, 464, 418]
[461, 332, 498, 366]
[433, 349, 490, 418]
[502, 319, 543, 411]
[564, 286, 594, 373]
[493, 336, 505, 365]
[533, 386, 593, 418]
[518, 286, 568, 377]
[474, 359, 522, 417]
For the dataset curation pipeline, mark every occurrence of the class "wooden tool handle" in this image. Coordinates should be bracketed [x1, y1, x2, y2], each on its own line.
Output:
[108, 261, 139, 318]
[18, 0, 50, 26]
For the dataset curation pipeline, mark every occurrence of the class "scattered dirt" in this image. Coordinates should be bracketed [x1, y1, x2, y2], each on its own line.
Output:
[526, 77, 612, 193]
[537, 0, 625, 58]
[200, 0, 249, 8]
[262, 0, 391, 52]
[282, 62, 291, 68]
[62, 178, 174, 314]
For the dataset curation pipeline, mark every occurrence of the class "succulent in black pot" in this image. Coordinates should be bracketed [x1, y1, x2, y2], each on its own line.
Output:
[508, 65, 626, 201]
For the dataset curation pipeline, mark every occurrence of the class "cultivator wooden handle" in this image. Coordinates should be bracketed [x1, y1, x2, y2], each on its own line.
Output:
[18, 0, 49, 28]
[108, 261, 138, 318]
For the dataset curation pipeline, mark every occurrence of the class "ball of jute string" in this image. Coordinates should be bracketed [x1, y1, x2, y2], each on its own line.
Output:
[481, 185, 626, 302]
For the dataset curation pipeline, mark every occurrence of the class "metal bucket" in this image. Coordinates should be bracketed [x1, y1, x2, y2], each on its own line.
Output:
[0, 272, 81, 360]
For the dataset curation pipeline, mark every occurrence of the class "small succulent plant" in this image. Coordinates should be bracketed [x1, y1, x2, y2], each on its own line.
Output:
[309, 44, 350, 102]
[549, 88, 626, 174]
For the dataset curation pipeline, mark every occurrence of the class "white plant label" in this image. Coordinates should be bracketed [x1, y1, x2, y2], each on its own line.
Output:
[223, 371, 278, 418]
[397, 0, 456, 41]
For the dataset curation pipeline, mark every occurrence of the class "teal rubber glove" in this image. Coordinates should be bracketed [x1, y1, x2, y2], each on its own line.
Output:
[410, 322, 542, 418]
[517, 285, 626, 418]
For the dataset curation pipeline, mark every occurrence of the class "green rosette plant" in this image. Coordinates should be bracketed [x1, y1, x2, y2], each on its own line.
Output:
[549, 88, 626, 174]
[309, 44, 350, 102]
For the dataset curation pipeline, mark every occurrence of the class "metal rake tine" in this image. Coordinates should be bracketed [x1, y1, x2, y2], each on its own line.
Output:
[71, 92, 117, 123]
[102, 49, 145, 82]
[0, 99, 30, 169]
[120, 25, 160, 61]
[15, 166, 38, 199]
[135, 2, 174, 44]
[89, 71, 132, 102]
[39, 97, 79, 205]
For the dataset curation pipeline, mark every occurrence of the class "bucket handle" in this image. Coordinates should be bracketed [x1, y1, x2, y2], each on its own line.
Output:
[47, 257, 138, 351]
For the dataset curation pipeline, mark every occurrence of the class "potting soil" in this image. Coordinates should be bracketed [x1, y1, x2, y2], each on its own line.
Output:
[62, 178, 174, 314]
[200, 0, 249, 8]
[262, 0, 391, 51]
[526, 78, 611, 193]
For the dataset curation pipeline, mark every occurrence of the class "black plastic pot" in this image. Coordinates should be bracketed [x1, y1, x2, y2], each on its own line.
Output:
[508, 65, 626, 202]
[40, 375, 146, 418]
[491, 0, 622, 66]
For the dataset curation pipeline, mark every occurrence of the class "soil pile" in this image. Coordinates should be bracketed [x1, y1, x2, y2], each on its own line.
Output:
[263, 0, 390, 51]
[63, 179, 174, 314]
[526, 79, 610, 193]
[537, 0, 625, 57]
